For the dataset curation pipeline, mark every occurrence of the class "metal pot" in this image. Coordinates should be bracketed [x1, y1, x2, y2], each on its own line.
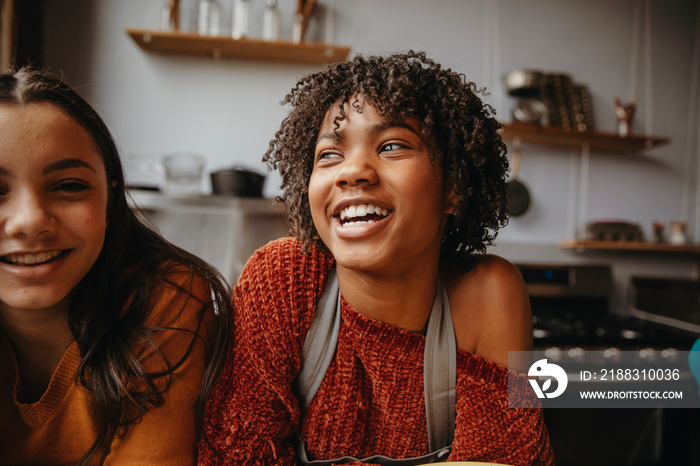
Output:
[210, 167, 266, 197]
[503, 69, 546, 98]
[512, 98, 548, 125]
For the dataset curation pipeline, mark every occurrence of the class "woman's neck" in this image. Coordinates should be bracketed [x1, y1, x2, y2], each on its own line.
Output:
[336, 263, 442, 333]
[0, 302, 74, 402]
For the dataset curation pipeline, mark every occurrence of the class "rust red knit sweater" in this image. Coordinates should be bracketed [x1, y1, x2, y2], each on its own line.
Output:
[198, 238, 553, 465]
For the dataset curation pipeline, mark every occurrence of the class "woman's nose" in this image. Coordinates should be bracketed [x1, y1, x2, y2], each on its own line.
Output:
[334, 151, 379, 187]
[2, 192, 58, 239]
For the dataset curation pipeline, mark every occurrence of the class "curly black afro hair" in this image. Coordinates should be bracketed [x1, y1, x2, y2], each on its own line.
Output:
[264, 50, 509, 266]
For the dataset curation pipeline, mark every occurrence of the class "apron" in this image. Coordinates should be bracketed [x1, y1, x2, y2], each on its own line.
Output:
[294, 268, 457, 465]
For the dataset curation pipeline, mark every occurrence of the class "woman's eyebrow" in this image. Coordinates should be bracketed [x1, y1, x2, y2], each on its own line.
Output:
[43, 158, 97, 174]
[316, 131, 340, 144]
[373, 121, 420, 136]
[316, 121, 420, 144]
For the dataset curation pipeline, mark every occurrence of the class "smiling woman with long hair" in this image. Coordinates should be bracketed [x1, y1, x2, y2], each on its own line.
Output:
[0, 68, 231, 465]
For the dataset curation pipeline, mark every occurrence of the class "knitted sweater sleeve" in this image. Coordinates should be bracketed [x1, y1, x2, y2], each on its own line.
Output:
[450, 356, 554, 466]
[198, 238, 332, 465]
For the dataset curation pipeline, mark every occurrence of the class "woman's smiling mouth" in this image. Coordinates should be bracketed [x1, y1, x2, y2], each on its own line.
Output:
[337, 203, 391, 227]
[1, 249, 70, 266]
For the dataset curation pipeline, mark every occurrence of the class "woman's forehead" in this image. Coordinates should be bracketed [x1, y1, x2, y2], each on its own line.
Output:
[323, 95, 422, 130]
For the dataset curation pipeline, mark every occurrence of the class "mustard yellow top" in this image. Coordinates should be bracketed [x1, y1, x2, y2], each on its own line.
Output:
[0, 269, 216, 465]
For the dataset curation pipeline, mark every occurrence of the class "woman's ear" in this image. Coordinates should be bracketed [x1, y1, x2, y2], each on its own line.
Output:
[444, 170, 468, 214]
[444, 186, 459, 214]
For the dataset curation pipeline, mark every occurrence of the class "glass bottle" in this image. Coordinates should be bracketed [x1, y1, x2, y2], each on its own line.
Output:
[262, 0, 281, 41]
[198, 0, 221, 36]
[292, 12, 304, 43]
[160, 0, 180, 31]
[232, 0, 251, 39]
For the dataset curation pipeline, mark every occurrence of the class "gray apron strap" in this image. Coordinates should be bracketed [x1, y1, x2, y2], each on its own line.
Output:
[296, 268, 340, 413]
[294, 270, 456, 464]
[423, 280, 457, 451]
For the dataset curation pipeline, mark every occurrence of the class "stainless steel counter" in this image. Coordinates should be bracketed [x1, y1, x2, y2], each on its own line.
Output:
[127, 189, 288, 285]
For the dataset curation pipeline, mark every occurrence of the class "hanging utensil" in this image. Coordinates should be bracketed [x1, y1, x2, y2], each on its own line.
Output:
[506, 140, 531, 217]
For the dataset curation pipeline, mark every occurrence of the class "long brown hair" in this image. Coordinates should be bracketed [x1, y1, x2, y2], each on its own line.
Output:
[0, 67, 232, 464]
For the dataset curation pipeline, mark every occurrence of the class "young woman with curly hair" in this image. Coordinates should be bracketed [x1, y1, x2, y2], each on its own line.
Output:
[0, 68, 231, 465]
[199, 51, 553, 465]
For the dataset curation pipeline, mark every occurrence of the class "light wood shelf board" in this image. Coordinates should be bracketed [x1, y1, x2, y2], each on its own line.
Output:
[500, 122, 669, 152]
[127, 28, 351, 65]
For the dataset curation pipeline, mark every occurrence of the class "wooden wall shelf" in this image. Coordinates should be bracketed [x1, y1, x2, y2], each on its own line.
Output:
[559, 239, 700, 254]
[500, 122, 669, 152]
[126, 28, 351, 65]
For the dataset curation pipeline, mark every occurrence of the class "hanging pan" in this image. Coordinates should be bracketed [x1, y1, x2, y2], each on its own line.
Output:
[506, 141, 531, 217]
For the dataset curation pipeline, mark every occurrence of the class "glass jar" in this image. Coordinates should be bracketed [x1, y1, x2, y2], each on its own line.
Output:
[231, 0, 251, 39]
[198, 0, 221, 36]
[262, 0, 281, 41]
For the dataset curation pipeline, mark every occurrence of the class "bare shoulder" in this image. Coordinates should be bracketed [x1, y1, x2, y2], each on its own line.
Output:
[446, 254, 533, 368]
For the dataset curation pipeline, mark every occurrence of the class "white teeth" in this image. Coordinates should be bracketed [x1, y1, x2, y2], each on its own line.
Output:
[5, 250, 63, 265]
[339, 204, 390, 221]
[341, 219, 375, 228]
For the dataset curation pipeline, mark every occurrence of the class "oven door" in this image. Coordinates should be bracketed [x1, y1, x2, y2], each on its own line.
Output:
[629, 277, 700, 335]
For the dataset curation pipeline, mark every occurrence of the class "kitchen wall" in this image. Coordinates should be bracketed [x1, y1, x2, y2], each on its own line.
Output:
[42, 0, 700, 309]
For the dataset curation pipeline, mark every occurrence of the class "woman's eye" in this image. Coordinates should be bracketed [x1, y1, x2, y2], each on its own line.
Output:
[380, 142, 406, 152]
[316, 151, 342, 162]
[55, 181, 90, 193]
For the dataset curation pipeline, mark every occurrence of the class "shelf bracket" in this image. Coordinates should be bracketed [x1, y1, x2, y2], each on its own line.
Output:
[577, 141, 591, 239]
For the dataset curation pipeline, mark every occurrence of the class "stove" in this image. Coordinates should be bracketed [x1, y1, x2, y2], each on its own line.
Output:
[516, 263, 698, 352]
[517, 263, 700, 465]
